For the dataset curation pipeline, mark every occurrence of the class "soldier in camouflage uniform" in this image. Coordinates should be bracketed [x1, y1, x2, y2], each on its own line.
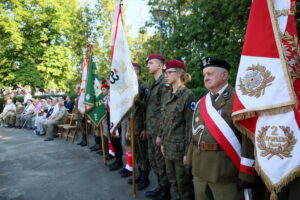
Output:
[160, 59, 195, 200]
[186, 57, 257, 200]
[142, 54, 170, 200]
[126, 62, 150, 190]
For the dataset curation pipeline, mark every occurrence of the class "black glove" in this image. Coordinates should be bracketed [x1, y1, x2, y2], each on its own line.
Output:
[184, 165, 192, 177]
[238, 179, 253, 190]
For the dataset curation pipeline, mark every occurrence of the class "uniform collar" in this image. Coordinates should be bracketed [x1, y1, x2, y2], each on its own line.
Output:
[210, 83, 228, 102]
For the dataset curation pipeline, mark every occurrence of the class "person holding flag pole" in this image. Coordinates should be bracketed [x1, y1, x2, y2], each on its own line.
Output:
[186, 57, 257, 200]
[125, 62, 151, 191]
[109, 1, 139, 196]
[83, 44, 107, 163]
[75, 44, 93, 147]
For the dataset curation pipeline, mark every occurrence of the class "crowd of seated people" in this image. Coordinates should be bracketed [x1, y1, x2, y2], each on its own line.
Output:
[1, 88, 67, 100]
[0, 95, 74, 141]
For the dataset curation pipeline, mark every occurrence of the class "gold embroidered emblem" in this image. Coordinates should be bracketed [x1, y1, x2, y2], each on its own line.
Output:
[238, 64, 275, 98]
[257, 126, 297, 160]
[281, 31, 300, 81]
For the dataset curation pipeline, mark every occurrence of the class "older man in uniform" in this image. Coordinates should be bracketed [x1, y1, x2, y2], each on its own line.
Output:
[185, 57, 257, 200]
[43, 101, 67, 141]
[142, 54, 170, 200]
[0, 99, 16, 127]
[5, 100, 24, 127]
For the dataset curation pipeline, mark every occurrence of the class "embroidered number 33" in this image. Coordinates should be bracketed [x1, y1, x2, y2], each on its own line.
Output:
[110, 70, 119, 84]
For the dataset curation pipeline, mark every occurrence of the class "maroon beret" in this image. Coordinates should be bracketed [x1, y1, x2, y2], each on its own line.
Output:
[132, 62, 141, 68]
[145, 53, 165, 63]
[163, 59, 186, 71]
[101, 83, 109, 89]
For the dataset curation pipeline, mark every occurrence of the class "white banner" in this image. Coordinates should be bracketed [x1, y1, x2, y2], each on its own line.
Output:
[255, 111, 300, 185]
[109, 4, 138, 134]
[78, 55, 91, 114]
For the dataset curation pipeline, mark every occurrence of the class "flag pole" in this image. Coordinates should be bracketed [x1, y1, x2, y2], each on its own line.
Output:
[85, 114, 89, 146]
[99, 122, 107, 165]
[130, 116, 136, 197]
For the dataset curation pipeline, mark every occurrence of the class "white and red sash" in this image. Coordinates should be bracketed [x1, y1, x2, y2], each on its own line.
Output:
[200, 93, 255, 174]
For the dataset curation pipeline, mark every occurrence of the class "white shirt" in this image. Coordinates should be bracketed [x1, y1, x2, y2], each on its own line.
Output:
[23, 104, 35, 114]
[3, 103, 16, 113]
[24, 93, 32, 103]
[34, 91, 43, 96]
[51, 104, 60, 117]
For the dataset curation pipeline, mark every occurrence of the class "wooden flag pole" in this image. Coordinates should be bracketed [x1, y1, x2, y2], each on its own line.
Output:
[84, 114, 89, 146]
[99, 122, 107, 165]
[130, 117, 136, 197]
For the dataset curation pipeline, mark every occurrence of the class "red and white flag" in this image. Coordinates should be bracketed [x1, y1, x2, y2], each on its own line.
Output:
[109, 4, 138, 134]
[232, 0, 300, 198]
[78, 44, 93, 114]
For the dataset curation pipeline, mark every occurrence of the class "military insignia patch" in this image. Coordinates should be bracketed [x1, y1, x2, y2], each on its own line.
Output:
[222, 91, 229, 98]
[189, 101, 196, 111]
[144, 88, 149, 95]
[238, 64, 275, 98]
[165, 83, 171, 88]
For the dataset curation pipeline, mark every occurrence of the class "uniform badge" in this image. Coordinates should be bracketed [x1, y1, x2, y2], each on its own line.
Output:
[165, 83, 171, 88]
[144, 88, 149, 95]
[202, 57, 211, 66]
[238, 64, 275, 98]
[189, 101, 196, 111]
[163, 64, 166, 70]
[222, 91, 229, 98]
[195, 117, 200, 123]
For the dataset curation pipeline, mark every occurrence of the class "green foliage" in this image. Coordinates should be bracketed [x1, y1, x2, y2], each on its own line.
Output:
[141, 0, 251, 91]
[0, 0, 91, 89]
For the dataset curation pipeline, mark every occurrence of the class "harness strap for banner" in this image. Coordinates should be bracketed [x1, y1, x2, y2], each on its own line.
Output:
[200, 94, 255, 174]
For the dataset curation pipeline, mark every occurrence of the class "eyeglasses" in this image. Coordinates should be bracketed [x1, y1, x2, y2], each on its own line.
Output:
[164, 70, 177, 76]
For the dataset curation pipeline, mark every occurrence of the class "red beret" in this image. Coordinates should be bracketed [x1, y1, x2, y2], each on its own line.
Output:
[163, 59, 186, 71]
[101, 83, 109, 89]
[145, 53, 165, 63]
[132, 62, 141, 68]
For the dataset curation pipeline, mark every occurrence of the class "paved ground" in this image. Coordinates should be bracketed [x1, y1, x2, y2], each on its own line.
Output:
[0, 127, 156, 200]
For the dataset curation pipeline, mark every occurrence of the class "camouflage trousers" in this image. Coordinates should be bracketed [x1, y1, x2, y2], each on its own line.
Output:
[129, 134, 150, 172]
[147, 134, 169, 186]
[165, 158, 194, 200]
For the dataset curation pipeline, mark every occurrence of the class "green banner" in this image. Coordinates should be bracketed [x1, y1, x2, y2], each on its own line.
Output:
[84, 52, 106, 126]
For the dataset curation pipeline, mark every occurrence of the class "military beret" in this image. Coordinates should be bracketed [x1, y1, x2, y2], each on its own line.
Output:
[101, 83, 109, 89]
[132, 62, 141, 68]
[145, 53, 165, 63]
[163, 59, 186, 71]
[201, 57, 230, 71]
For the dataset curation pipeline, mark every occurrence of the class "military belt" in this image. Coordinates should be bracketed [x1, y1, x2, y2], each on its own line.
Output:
[193, 141, 222, 151]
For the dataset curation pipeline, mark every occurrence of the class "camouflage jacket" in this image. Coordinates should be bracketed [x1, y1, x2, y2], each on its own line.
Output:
[161, 86, 196, 160]
[145, 75, 169, 136]
[133, 78, 149, 135]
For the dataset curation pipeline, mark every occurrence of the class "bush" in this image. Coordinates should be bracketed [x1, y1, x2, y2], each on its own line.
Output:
[191, 87, 208, 100]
